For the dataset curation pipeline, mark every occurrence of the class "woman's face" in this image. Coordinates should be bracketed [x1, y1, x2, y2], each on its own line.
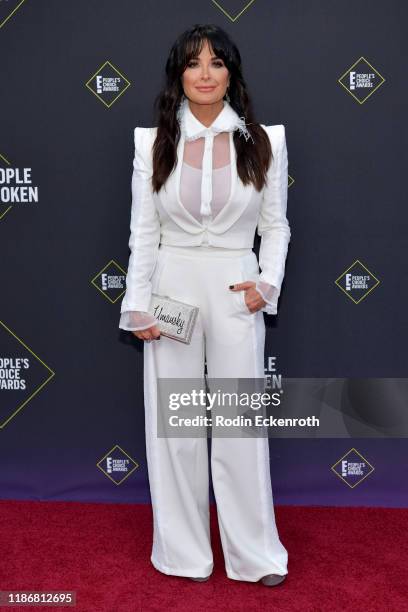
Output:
[181, 39, 230, 105]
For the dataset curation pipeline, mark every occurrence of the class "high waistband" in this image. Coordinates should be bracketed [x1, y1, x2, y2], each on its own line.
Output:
[159, 243, 252, 258]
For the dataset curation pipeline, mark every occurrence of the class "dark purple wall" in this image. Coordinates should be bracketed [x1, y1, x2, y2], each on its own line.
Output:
[0, 0, 406, 507]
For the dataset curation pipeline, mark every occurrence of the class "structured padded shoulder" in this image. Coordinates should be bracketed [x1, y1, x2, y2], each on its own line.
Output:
[134, 127, 157, 172]
[133, 126, 157, 165]
[260, 124, 285, 156]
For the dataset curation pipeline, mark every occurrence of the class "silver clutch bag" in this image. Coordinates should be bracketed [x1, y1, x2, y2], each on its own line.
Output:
[148, 293, 199, 344]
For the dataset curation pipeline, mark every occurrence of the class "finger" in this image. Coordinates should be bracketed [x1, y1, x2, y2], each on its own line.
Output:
[146, 327, 162, 341]
[151, 325, 161, 339]
[229, 281, 255, 291]
[245, 291, 266, 312]
[140, 330, 152, 341]
[247, 289, 265, 304]
[132, 328, 155, 340]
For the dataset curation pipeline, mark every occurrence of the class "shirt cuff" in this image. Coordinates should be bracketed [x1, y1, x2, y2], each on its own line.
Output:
[255, 281, 279, 315]
[119, 311, 158, 331]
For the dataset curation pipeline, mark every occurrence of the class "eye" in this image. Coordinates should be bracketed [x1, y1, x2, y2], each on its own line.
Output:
[186, 59, 225, 69]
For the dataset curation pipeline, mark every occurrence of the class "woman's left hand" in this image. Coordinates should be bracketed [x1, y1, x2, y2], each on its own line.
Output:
[229, 281, 266, 313]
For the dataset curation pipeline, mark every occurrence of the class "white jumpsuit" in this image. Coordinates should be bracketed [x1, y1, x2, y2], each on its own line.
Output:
[119, 103, 290, 582]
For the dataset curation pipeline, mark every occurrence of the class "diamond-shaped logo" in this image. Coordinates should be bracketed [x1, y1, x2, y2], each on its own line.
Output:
[335, 259, 380, 304]
[91, 259, 127, 304]
[85, 61, 131, 108]
[97, 445, 139, 485]
[0, 320, 55, 428]
[0, 0, 27, 29]
[331, 447, 374, 488]
[212, 0, 256, 22]
[338, 56, 385, 104]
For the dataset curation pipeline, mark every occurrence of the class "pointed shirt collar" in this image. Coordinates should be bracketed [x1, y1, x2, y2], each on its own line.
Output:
[177, 96, 253, 142]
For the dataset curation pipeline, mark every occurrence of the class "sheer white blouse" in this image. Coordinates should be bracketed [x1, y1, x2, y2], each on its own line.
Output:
[119, 132, 279, 331]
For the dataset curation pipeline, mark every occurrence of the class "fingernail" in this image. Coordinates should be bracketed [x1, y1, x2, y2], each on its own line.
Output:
[229, 284, 234, 289]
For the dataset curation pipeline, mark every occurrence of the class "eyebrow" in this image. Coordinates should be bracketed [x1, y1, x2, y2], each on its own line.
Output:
[189, 56, 222, 60]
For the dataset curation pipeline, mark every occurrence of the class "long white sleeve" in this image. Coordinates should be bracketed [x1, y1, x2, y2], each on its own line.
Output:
[119, 128, 161, 331]
[256, 125, 291, 309]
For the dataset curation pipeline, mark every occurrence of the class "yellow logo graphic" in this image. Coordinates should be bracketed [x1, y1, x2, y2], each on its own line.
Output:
[91, 259, 127, 304]
[338, 56, 385, 104]
[335, 259, 380, 304]
[0, 320, 55, 428]
[85, 61, 131, 108]
[331, 447, 374, 488]
[0, 0, 26, 29]
[97, 445, 139, 485]
[211, 0, 257, 22]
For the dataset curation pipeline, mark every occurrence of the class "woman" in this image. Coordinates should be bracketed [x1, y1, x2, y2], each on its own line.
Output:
[119, 24, 291, 586]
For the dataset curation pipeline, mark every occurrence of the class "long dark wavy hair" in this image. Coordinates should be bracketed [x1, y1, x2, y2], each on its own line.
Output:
[151, 24, 273, 194]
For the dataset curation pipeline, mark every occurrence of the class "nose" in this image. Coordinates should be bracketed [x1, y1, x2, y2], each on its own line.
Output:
[200, 65, 210, 80]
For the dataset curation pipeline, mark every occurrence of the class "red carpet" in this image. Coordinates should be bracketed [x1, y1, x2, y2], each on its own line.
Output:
[0, 501, 406, 611]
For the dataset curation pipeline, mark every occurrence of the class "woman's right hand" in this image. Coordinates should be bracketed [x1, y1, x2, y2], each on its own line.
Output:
[119, 311, 161, 340]
[132, 324, 161, 341]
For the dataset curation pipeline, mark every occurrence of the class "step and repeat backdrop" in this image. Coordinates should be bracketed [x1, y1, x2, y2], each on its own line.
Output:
[1, 1, 407, 507]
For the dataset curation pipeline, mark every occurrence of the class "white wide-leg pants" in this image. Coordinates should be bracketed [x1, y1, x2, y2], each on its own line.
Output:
[143, 244, 288, 582]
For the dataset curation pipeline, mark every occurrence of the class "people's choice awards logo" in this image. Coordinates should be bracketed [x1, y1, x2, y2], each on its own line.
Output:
[331, 448, 374, 488]
[97, 445, 139, 485]
[335, 259, 380, 304]
[85, 60, 131, 108]
[91, 260, 126, 304]
[338, 56, 385, 104]
[0, 321, 55, 428]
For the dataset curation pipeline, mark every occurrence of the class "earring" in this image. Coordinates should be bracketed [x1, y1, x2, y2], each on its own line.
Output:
[225, 89, 230, 102]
